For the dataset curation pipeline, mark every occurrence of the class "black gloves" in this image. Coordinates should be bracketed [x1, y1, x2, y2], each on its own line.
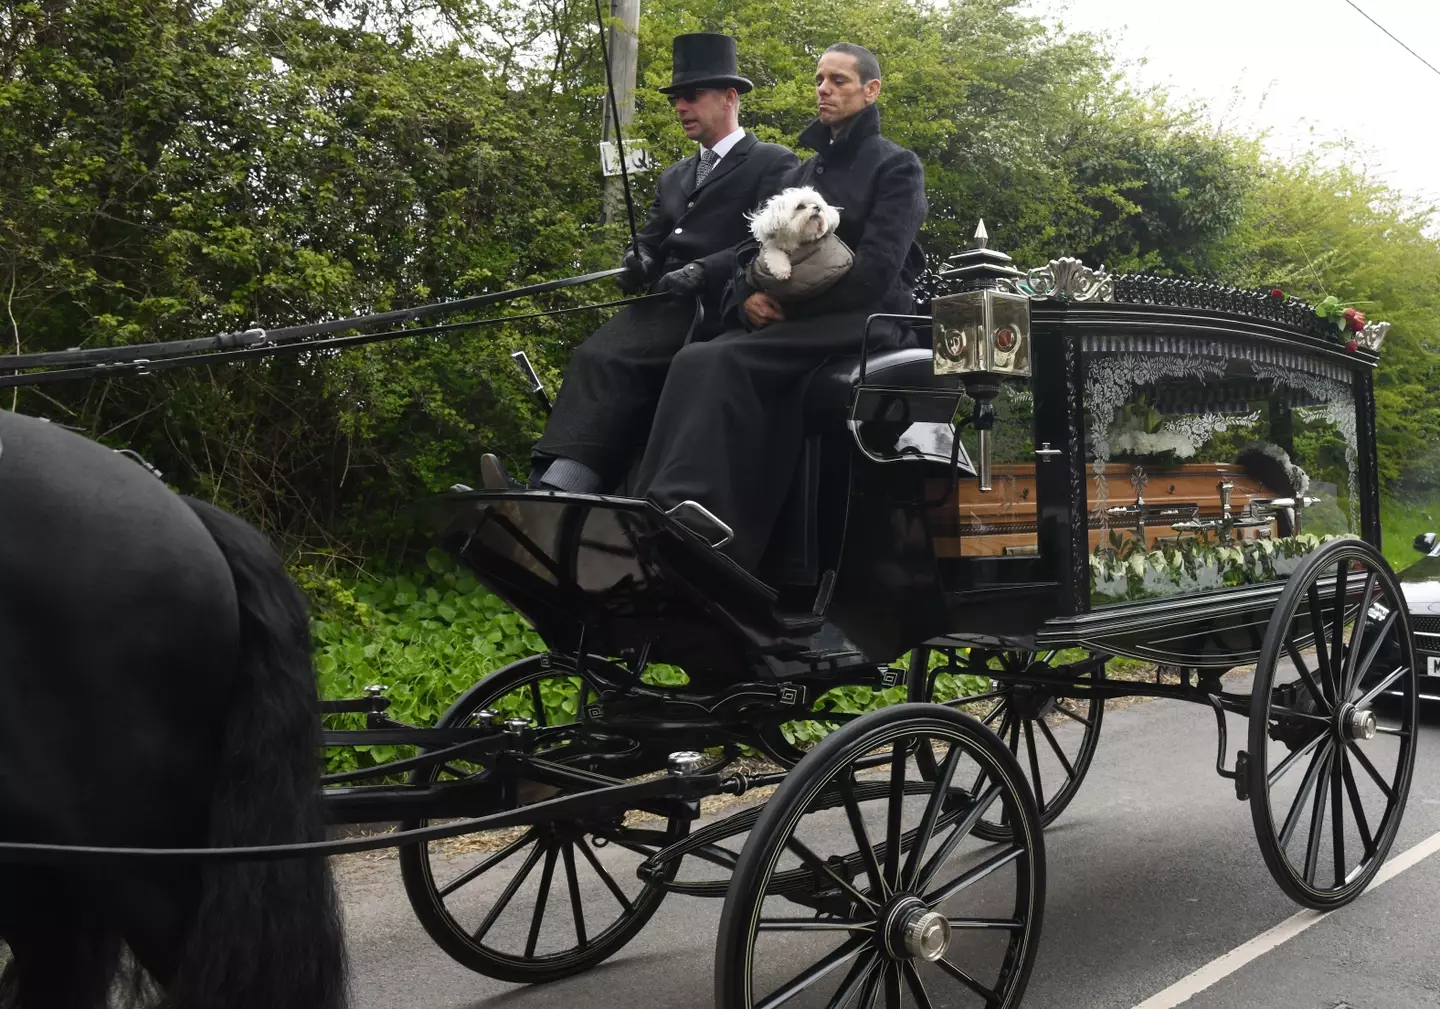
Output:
[616, 242, 657, 294]
[654, 261, 705, 300]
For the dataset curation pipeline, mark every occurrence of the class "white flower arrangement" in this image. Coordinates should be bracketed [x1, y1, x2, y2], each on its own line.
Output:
[1110, 428, 1198, 458]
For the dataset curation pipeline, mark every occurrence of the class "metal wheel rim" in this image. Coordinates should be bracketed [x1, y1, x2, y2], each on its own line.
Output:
[724, 708, 1043, 1009]
[1249, 541, 1418, 907]
[910, 647, 1104, 836]
[400, 654, 681, 973]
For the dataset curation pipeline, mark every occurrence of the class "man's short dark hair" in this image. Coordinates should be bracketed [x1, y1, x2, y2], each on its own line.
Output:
[824, 42, 881, 84]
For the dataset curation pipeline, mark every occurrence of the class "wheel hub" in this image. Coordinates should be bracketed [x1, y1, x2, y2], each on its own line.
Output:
[1341, 704, 1377, 740]
[901, 908, 951, 961]
[1006, 683, 1054, 721]
[880, 896, 951, 961]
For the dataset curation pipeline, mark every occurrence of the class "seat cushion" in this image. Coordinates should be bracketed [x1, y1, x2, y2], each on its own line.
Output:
[804, 347, 941, 422]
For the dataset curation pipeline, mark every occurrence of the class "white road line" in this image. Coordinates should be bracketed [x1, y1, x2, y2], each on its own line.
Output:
[1129, 827, 1440, 1009]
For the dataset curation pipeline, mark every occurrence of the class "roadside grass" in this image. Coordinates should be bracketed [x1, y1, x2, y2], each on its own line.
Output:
[1382, 494, 1440, 572]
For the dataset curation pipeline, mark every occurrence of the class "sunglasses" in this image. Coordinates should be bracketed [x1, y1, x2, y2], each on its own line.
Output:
[667, 88, 716, 105]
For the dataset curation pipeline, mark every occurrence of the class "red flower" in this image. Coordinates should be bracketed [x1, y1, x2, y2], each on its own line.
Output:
[1345, 339, 1359, 353]
[1269, 288, 1284, 299]
[1343, 307, 1367, 332]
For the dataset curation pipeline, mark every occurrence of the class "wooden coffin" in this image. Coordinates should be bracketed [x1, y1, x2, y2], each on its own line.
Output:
[929, 461, 1286, 558]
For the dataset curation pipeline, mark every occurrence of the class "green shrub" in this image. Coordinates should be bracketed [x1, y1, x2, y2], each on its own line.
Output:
[301, 555, 998, 771]
[300, 548, 547, 773]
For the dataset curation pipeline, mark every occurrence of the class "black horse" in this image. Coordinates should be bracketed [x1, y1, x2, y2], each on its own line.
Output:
[0, 410, 347, 1008]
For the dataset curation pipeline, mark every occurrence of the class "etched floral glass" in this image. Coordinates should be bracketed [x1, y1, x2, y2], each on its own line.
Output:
[1082, 340, 1360, 605]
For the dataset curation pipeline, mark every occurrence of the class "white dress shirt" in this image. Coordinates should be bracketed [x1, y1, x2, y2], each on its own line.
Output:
[703, 127, 747, 163]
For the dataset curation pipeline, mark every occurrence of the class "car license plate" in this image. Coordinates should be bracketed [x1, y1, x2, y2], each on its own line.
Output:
[1429, 655, 1439, 677]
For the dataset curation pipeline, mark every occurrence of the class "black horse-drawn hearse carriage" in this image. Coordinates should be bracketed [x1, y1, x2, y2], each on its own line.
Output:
[307, 227, 1416, 1007]
[0, 227, 1416, 1009]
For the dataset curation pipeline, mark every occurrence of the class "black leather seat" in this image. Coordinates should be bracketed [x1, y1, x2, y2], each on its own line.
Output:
[803, 347, 943, 426]
[760, 345, 960, 590]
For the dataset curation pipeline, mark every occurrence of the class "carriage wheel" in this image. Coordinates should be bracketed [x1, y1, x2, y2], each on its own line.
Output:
[909, 646, 1105, 841]
[1248, 538, 1418, 910]
[398, 653, 684, 983]
[714, 703, 1044, 1009]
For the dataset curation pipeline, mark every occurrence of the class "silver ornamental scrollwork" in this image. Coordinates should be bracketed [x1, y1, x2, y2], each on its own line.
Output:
[1360, 320, 1389, 352]
[1026, 257, 1115, 302]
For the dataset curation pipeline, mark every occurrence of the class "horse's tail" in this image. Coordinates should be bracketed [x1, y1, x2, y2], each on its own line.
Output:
[166, 498, 348, 1009]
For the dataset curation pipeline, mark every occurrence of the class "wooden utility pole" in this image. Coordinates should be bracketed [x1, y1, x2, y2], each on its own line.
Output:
[600, 0, 641, 226]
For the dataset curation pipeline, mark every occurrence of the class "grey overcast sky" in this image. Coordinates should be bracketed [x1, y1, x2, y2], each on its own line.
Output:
[1021, 0, 1440, 207]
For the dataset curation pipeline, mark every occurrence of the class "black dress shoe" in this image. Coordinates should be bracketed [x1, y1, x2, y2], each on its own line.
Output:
[480, 453, 523, 491]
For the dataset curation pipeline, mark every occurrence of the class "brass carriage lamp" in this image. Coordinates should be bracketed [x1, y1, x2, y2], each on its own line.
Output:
[932, 221, 1032, 492]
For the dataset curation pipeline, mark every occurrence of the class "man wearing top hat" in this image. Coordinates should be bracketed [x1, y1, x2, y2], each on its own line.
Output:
[490, 33, 798, 494]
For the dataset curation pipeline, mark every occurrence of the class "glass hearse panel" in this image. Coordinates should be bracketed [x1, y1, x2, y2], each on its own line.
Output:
[1082, 335, 1359, 605]
[917, 323, 1362, 610]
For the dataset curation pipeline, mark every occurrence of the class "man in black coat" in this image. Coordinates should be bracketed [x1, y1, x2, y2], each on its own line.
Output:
[632, 42, 929, 570]
[511, 34, 798, 493]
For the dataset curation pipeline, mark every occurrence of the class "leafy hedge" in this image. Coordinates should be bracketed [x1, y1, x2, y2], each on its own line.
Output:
[303, 554, 991, 772]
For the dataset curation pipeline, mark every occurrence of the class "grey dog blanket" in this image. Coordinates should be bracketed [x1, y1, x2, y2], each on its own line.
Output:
[744, 232, 855, 303]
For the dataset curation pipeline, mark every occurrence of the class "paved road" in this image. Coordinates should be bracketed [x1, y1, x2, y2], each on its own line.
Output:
[338, 693, 1440, 1009]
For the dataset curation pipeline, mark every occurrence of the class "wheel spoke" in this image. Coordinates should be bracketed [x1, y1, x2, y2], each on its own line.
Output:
[1331, 750, 1346, 887]
[437, 828, 534, 899]
[471, 839, 545, 942]
[523, 842, 559, 957]
[1284, 634, 1332, 715]
[902, 962, 934, 1009]
[1278, 738, 1332, 850]
[1346, 741, 1396, 801]
[1357, 664, 1408, 709]
[980, 698, 1008, 727]
[561, 842, 587, 949]
[884, 742, 907, 888]
[1267, 730, 1325, 789]
[1307, 582, 1337, 706]
[857, 956, 883, 1009]
[840, 774, 888, 898]
[969, 713, 1009, 799]
[575, 835, 634, 913]
[530, 680, 547, 727]
[915, 784, 1003, 893]
[787, 837, 879, 911]
[755, 936, 867, 1009]
[758, 919, 875, 932]
[1036, 717, 1077, 779]
[1267, 705, 1331, 725]
[923, 845, 1024, 907]
[1342, 570, 1379, 697]
[1341, 752, 1376, 859]
[1302, 749, 1331, 885]
[903, 743, 961, 889]
[884, 962, 902, 1009]
[1329, 558, 1350, 690]
[1054, 702, 1093, 728]
[1347, 607, 1399, 706]
[948, 917, 1026, 930]
[935, 955, 1003, 1006]
[825, 951, 881, 1009]
[1023, 719, 1045, 811]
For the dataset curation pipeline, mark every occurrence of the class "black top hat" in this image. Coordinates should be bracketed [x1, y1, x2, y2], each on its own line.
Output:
[659, 33, 753, 95]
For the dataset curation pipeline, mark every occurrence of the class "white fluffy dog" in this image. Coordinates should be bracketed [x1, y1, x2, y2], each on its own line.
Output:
[747, 186, 841, 281]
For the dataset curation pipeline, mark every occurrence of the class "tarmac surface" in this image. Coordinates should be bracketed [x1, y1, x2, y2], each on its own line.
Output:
[338, 688, 1440, 1009]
